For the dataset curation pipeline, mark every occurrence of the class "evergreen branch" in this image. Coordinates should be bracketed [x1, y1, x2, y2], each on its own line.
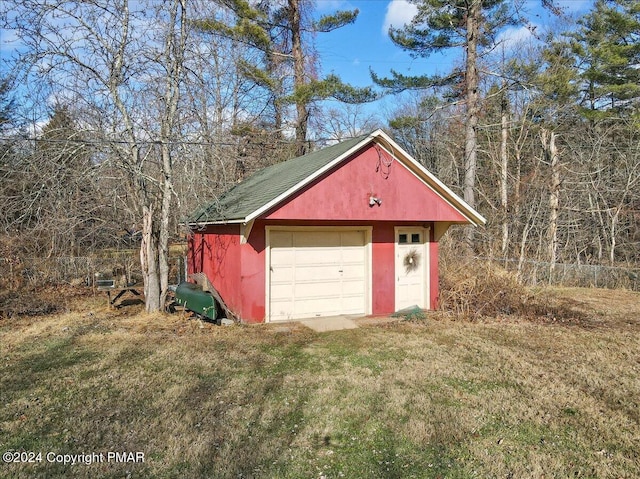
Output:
[313, 9, 359, 33]
[282, 74, 379, 105]
[370, 68, 462, 94]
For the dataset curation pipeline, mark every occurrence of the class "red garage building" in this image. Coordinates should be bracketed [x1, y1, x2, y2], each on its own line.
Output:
[187, 129, 485, 323]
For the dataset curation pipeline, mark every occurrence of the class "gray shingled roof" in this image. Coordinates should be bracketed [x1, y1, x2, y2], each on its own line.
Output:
[189, 133, 370, 224]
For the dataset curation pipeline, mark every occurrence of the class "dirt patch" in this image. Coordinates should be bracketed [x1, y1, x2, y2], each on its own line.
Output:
[0, 285, 95, 319]
[0, 290, 58, 318]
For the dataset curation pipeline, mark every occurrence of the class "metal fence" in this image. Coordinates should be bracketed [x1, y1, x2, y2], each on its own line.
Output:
[1, 253, 637, 292]
[0, 253, 187, 288]
[489, 257, 640, 291]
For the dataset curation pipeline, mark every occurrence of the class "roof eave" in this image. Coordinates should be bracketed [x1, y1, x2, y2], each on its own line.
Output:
[186, 218, 246, 228]
[190, 129, 487, 228]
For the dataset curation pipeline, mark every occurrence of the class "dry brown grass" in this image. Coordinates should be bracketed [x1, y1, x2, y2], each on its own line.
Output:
[438, 257, 592, 326]
[1, 286, 639, 478]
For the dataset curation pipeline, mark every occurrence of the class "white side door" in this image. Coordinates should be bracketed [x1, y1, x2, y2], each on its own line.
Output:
[395, 228, 429, 310]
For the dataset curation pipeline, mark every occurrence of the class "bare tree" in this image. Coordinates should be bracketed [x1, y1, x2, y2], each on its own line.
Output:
[541, 128, 560, 277]
[2, 0, 189, 310]
[0, 105, 114, 257]
[310, 103, 382, 145]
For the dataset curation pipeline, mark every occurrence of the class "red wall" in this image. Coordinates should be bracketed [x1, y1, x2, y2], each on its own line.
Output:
[265, 144, 467, 223]
[371, 223, 395, 315]
[188, 225, 243, 316]
[190, 220, 443, 322]
[188, 223, 267, 323]
[240, 221, 266, 323]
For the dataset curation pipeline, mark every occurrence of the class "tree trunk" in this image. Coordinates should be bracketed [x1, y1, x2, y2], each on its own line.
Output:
[542, 128, 560, 280]
[609, 209, 619, 265]
[141, 202, 161, 312]
[159, 142, 173, 309]
[157, 0, 186, 309]
[289, 0, 308, 156]
[500, 90, 509, 256]
[463, 0, 480, 247]
[517, 217, 532, 281]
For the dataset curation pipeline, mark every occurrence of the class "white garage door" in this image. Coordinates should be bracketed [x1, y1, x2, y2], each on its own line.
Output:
[269, 229, 367, 321]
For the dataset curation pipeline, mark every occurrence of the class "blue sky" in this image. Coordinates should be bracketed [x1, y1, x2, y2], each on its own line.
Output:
[313, 0, 595, 90]
[1, 0, 595, 84]
[0, 0, 595, 128]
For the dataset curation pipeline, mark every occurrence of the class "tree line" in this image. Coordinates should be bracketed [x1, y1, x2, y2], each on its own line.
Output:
[380, 0, 639, 277]
[0, 0, 638, 310]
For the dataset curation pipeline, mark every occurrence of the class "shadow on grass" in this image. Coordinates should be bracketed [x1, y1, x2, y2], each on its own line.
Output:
[3, 337, 100, 391]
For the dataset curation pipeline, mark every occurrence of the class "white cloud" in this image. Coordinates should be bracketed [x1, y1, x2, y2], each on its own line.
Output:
[383, 0, 418, 35]
[495, 25, 538, 50]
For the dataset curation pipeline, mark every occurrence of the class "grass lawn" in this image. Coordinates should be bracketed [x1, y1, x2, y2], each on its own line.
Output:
[1, 287, 639, 478]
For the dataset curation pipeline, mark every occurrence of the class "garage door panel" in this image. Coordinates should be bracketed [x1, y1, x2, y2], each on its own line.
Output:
[271, 248, 295, 264]
[343, 246, 365, 259]
[340, 264, 365, 279]
[341, 231, 364, 246]
[294, 280, 341, 298]
[294, 231, 340, 247]
[271, 263, 296, 281]
[269, 229, 367, 321]
[271, 283, 294, 298]
[343, 251, 365, 263]
[340, 304, 363, 315]
[295, 265, 341, 282]
[270, 302, 294, 321]
[295, 298, 341, 317]
[295, 249, 341, 265]
[270, 231, 293, 247]
[342, 278, 365, 293]
[342, 271, 364, 281]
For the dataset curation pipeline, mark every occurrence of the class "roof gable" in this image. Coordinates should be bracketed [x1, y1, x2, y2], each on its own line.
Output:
[188, 129, 486, 227]
[265, 143, 469, 223]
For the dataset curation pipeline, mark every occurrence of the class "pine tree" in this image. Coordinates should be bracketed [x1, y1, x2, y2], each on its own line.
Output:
[372, 0, 524, 216]
[195, 0, 375, 155]
[569, 0, 640, 119]
[0, 77, 14, 131]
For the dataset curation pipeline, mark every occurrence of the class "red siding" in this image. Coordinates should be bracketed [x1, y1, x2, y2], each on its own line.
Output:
[265, 144, 467, 223]
[188, 225, 243, 316]
[371, 223, 395, 315]
[240, 221, 266, 323]
[187, 223, 266, 323]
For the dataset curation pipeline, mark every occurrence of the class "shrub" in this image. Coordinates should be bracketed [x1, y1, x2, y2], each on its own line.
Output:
[439, 258, 530, 319]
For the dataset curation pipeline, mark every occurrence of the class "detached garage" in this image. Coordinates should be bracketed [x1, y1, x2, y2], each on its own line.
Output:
[187, 129, 485, 323]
